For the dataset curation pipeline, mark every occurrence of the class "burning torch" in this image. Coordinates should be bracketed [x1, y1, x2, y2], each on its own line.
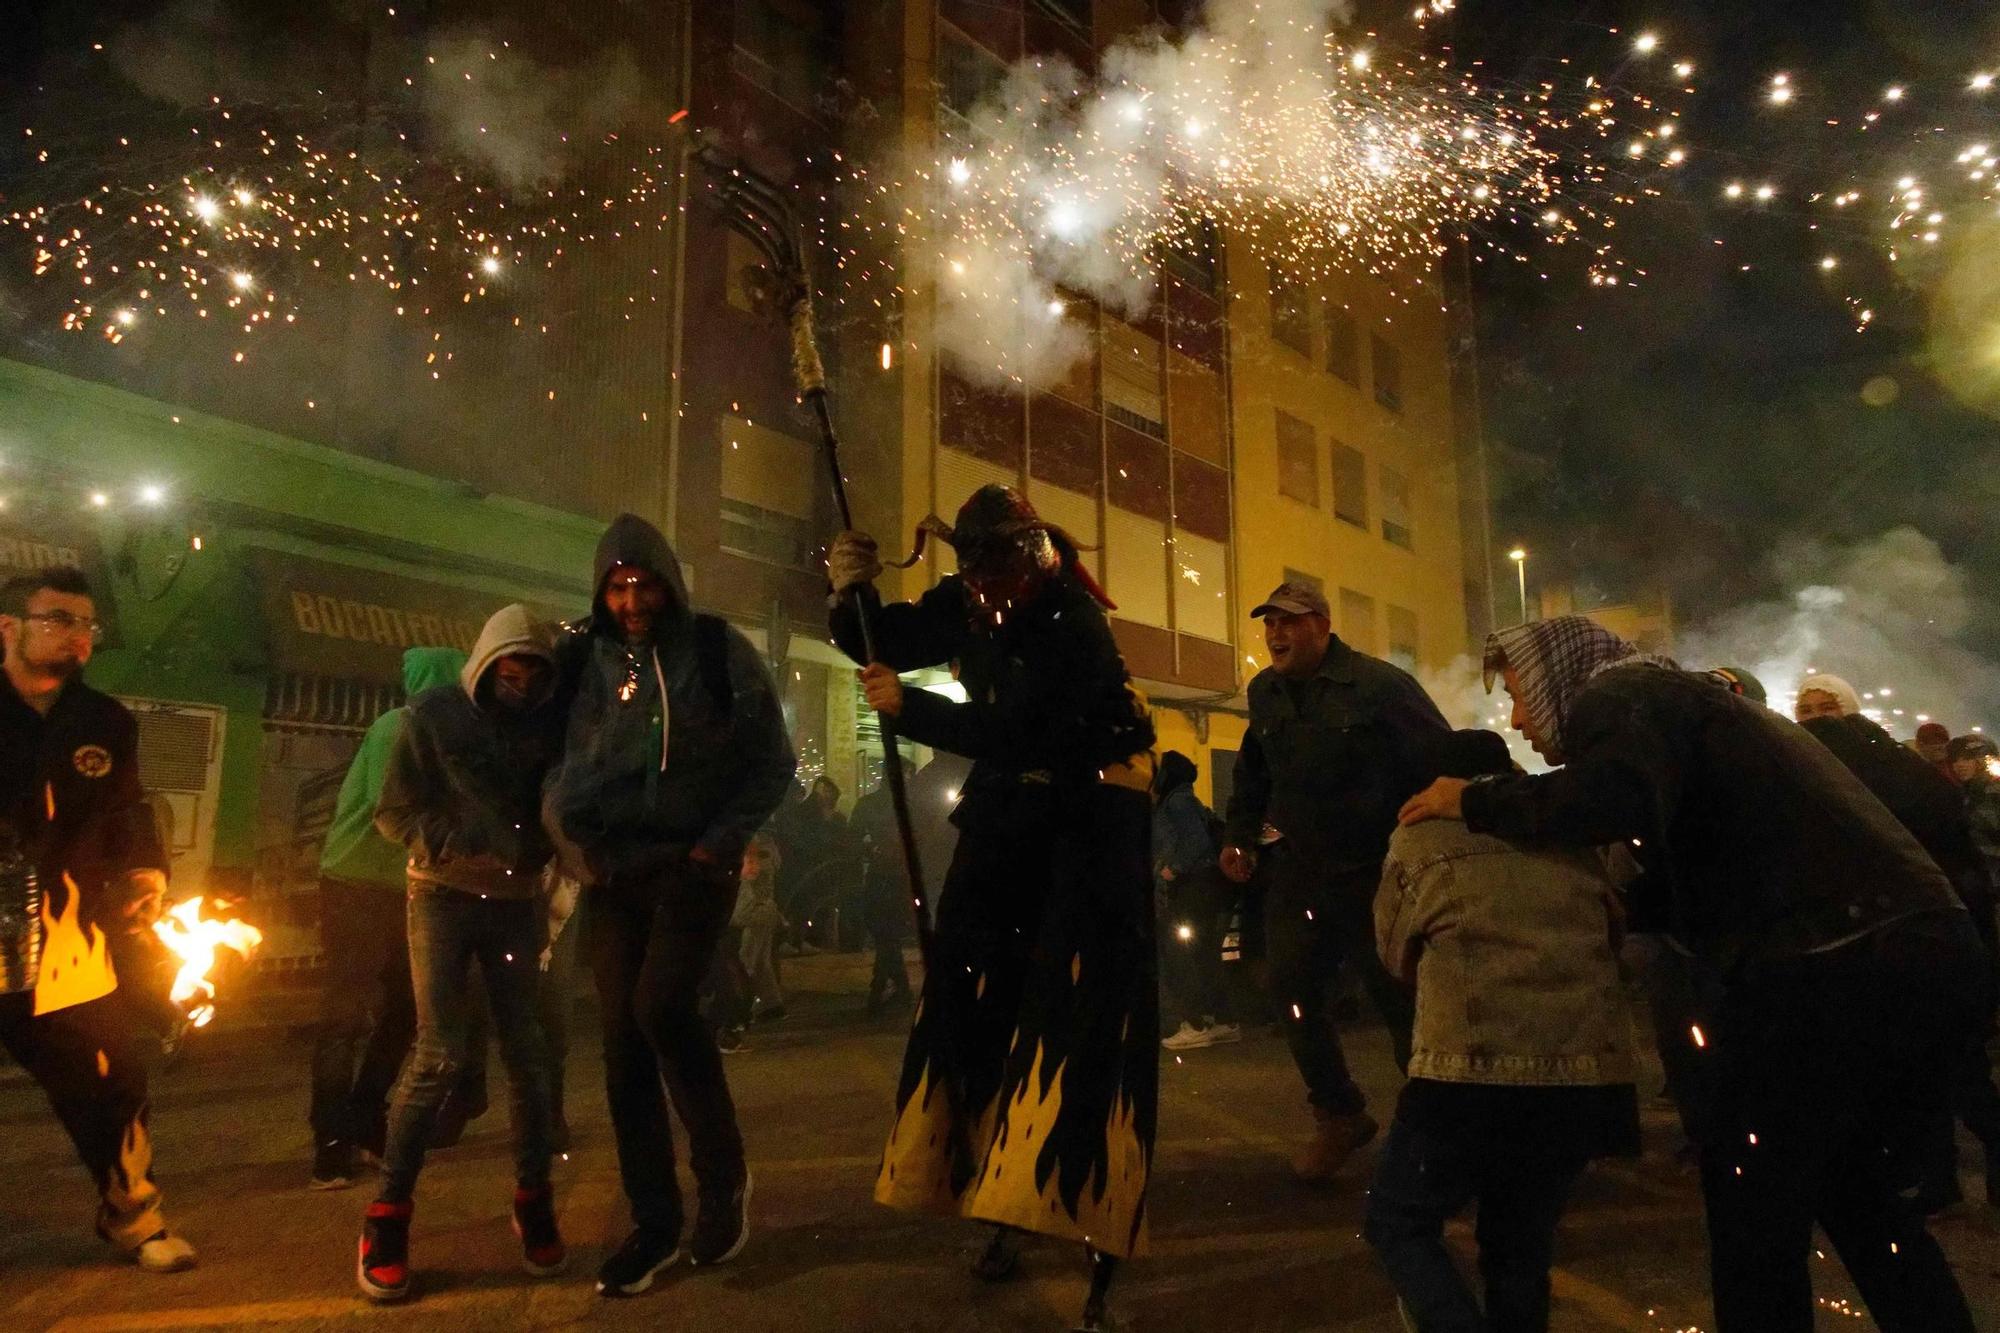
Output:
[152, 896, 264, 1030]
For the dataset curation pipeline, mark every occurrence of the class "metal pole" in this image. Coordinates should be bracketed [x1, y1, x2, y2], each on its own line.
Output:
[694, 149, 937, 976]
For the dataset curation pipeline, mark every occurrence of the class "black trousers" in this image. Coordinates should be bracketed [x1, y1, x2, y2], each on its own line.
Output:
[1698, 910, 1985, 1333]
[1159, 868, 1236, 1027]
[590, 863, 744, 1235]
[308, 877, 416, 1149]
[1262, 847, 1413, 1116]
[0, 991, 164, 1248]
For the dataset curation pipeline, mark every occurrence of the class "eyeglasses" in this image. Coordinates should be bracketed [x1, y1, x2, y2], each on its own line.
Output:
[21, 611, 104, 645]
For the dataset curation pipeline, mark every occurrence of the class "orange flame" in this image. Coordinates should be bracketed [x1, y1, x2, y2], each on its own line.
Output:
[151, 897, 263, 1028]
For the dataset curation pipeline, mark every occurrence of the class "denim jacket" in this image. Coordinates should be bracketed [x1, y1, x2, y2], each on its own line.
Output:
[1376, 820, 1635, 1087]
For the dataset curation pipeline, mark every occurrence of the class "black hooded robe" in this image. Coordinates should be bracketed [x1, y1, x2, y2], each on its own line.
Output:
[833, 571, 1159, 1259]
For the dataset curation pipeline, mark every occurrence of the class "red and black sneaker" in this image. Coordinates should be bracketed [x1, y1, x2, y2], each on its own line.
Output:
[512, 1186, 567, 1277]
[356, 1201, 414, 1302]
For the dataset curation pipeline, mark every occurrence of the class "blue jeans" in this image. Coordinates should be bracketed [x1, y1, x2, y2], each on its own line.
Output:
[379, 886, 553, 1204]
[1364, 1115, 1586, 1333]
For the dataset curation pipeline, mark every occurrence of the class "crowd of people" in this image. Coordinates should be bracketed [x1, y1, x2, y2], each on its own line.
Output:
[4, 483, 1998, 1331]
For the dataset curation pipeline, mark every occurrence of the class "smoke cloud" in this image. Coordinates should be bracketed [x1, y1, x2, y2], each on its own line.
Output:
[420, 33, 645, 193]
[929, 0, 1369, 388]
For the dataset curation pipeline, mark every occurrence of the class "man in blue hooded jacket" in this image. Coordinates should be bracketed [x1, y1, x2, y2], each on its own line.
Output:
[542, 513, 795, 1297]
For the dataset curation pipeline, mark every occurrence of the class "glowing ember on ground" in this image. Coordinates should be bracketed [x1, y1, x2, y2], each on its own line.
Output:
[152, 897, 264, 1029]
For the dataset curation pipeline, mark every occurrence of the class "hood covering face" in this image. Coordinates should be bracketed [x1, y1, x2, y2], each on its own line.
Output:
[1484, 616, 1661, 764]
[591, 512, 691, 639]
[403, 646, 468, 696]
[460, 603, 555, 701]
[1795, 673, 1861, 718]
[1155, 750, 1198, 794]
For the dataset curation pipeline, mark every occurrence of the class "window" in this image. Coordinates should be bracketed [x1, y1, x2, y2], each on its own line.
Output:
[1268, 266, 1312, 357]
[1275, 410, 1318, 506]
[1371, 333, 1403, 412]
[1103, 319, 1165, 437]
[719, 498, 816, 570]
[1338, 588, 1379, 655]
[1282, 568, 1323, 598]
[939, 28, 1008, 123]
[1105, 508, 1170, 629]
[1332, 443, 1367, 528]
[1387, 604, 1420, 672]
[1164, 214, 1220, 294]
[732, 0, 833, 117]
[1173, 532, 1231, 642]
[1381, 465, 1413, 550]
[1031, 0, 1093, 31]
[1325, 305, 1360, 386]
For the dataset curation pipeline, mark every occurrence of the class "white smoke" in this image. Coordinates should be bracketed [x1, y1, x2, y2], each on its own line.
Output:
[930, 0, 1423, 388]
[421, 33, 645, 193]
[1673, 526, 2000, 736]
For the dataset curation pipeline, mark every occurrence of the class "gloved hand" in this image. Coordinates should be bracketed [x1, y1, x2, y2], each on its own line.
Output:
[827, 530, 884, 599]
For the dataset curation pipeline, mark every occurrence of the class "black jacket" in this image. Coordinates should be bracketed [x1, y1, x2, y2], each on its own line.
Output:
[1225, 637, 1450, 875]
[376, 606, 563, 898]
[830, 572, 1154, 812]
[543, 514, 796, 884]
[0, 672, 165, 925]
[1801, 714, 1995, 914]
[1460, 665, 1962, 973]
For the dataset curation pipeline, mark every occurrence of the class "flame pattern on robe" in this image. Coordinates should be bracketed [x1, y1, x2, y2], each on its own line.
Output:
[875, 782, 1157, 1258]
[34, 871, 116, 1017]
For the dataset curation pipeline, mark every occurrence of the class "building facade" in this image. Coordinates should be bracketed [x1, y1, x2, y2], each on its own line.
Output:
[0, 0, 1486, 956]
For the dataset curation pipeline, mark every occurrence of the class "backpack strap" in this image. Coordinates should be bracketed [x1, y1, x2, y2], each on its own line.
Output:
[693, 614, 734, 720]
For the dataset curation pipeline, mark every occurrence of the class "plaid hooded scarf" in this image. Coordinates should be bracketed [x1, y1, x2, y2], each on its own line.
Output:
[1483, 616, 1676, 763]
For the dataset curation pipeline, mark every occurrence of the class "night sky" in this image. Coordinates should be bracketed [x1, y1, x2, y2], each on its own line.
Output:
[1451, 0, 2000, 652]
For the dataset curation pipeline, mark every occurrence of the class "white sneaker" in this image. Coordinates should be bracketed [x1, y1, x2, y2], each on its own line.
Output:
[1162, 1022, 1220, 1051]
[1203, 1023, 1243, 1046]
[134, 1230, 198, 1273]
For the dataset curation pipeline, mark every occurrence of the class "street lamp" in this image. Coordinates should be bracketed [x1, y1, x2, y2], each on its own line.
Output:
[1508, 547, 1529, 623]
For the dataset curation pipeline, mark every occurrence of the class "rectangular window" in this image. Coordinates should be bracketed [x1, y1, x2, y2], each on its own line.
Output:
[1332, 443, 1367, 529]
[1102, 318, 1166, 437]
[1164, 214, 1220, 294]
[1386, 604, 1420, 672]
[1105, 507, 1170, 629]
[1173, 532, 1231, 643]
[1339, 587, 1379, 655]
[1275, 410, 1318, 507]
[939, 28, 1008, 123]
[1268, 266, 1312, 357]
[1371, 333, 1403, 412]
[732, 0, 833, 118]
[1380, 464, 1414, 550]
[719, 498, 815, 570]
[1325, 305, 1360, 385]
[1282, 568, 1323, 597]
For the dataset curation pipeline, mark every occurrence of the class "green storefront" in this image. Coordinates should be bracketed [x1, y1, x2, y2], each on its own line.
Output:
[0, 358, 603, 961]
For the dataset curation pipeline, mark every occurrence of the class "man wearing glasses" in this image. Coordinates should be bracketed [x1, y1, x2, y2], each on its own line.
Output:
[0, 566, 196, 1272]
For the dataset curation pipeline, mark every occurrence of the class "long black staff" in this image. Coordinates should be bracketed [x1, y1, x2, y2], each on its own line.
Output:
[694, 148, 936, 978]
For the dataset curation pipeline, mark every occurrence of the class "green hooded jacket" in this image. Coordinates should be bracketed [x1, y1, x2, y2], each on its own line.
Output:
[317, 646, 467, 887]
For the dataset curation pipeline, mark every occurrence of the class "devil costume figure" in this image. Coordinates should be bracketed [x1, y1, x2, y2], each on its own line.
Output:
[829, 486, 1159, 1273]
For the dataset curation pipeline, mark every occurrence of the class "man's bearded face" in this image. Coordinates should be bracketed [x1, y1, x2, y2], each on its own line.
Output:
[1, 589, 95, 681]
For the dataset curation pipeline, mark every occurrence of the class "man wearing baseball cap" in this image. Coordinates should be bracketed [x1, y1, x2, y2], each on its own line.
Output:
[1222, 580, 1450, 1185]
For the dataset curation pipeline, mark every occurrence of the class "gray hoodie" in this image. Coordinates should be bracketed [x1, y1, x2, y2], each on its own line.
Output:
[375, 604, 563, 899]
[543, 514, 796, 885]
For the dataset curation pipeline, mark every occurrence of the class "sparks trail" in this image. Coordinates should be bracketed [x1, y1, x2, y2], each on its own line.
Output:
[7, 98, 684, 367]
[813, 6, 1691, 387]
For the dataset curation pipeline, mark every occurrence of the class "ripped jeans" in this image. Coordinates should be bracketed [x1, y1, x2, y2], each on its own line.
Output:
[378, 885, 552, 1204]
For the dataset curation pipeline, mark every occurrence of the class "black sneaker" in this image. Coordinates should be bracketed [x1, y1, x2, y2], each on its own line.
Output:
[356, 1201, 413, 1302]
[715, 1026, 748, 1055]
[512, 1186, 566, 1277]
[310, 1141, 355, 1191]
[688, 1173, 751, 1267]
[595, 1226, 681, 1297]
